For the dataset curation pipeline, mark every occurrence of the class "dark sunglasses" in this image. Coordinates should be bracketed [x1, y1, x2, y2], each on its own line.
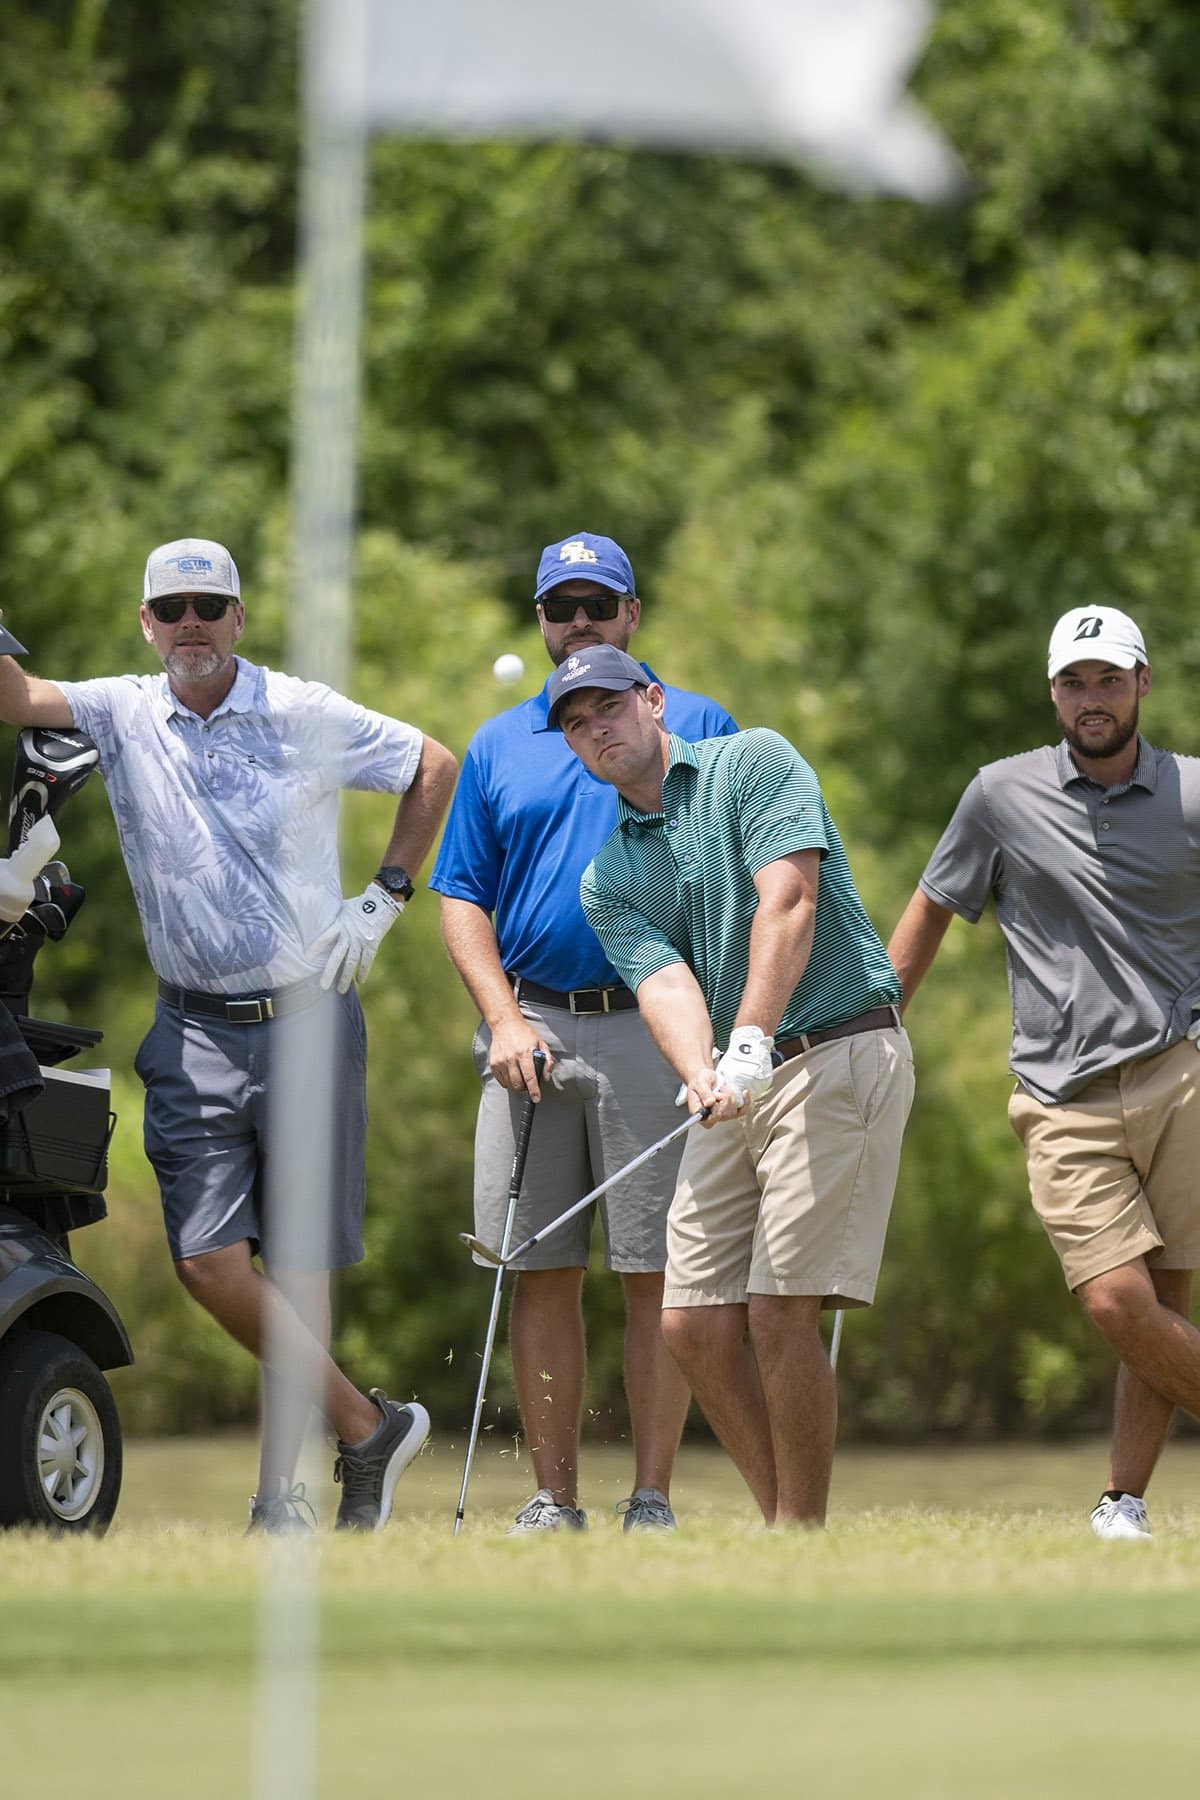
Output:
[540, 591, 630, 624]
[148, 595, 236, 624]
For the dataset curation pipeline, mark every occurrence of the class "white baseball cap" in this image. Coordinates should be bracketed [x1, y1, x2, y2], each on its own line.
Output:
[143, 538, 241, 602]
[1047, 606, 1146, 679]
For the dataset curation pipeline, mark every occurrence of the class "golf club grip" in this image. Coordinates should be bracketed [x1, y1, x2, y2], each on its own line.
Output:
[505, 1048, 545, 1202]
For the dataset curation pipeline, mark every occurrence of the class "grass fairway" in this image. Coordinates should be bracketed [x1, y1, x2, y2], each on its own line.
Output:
[3, 1438, 1200, 1798]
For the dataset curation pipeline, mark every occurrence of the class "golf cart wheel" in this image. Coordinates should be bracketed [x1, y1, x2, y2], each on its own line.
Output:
[0, 1329, 122, 1533]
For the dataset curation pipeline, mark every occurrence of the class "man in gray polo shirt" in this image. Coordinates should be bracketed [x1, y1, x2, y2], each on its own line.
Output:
[888, 605, 1200, 1540]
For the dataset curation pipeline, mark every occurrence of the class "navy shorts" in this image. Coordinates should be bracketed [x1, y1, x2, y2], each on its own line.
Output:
[135, 986, 368, 1270]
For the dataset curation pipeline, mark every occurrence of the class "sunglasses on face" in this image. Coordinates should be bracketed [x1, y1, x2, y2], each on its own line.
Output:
[539, 591, 630, 624]
[147, 595, 236, 624]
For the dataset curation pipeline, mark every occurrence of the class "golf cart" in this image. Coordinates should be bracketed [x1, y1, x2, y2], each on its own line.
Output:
[0, 722, 132, 1533]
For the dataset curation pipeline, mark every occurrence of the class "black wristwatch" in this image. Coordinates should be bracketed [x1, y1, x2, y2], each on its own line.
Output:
[373, 864, 415, 903]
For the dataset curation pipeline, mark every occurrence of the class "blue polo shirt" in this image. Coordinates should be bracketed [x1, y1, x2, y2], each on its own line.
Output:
[430, 664, 736, 989]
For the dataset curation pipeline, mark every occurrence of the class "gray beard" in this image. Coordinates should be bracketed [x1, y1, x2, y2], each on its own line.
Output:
[164, 647, 229, 683]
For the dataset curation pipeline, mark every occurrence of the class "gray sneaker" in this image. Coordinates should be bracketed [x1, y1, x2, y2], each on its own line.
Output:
[333, 1389, 430, 1531]
[507, 1488, 588, 1534]
[246, 1482, 317, 1535]
[617, 1487, 677, 1532]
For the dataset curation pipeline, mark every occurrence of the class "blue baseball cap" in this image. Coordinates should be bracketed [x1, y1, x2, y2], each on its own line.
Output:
[546, 645, 650, 729]
[534, 532, 636, 601]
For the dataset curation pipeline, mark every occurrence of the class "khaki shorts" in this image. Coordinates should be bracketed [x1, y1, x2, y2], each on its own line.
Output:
[1008, 1036, 1200, 1291]
[663, 1027, 914, 1309]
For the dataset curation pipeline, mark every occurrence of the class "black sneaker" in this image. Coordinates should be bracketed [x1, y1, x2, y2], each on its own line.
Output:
[246, 1482, 317, 1535]
[333, 1388, 430, 1531]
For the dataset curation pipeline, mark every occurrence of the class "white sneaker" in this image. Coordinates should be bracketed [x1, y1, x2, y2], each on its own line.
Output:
[1090, 1492, 1152, 1541]
[616, 1488, 678, 1532]
[507, 1488, 588, 1534]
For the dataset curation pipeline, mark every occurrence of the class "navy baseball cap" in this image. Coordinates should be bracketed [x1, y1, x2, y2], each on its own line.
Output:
[534, 532, 635, 601]
[546, 645, 650, 729]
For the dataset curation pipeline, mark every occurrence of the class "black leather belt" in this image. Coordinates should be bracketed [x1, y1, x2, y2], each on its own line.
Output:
[774, 1004, 901, 1064]
[508, 974, 638, 1017]
[157, 977, 324, 1025]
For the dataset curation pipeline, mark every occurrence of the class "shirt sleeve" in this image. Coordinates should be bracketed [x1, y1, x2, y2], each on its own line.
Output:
[917, 774, 1001, 923]
[310, 687, 423, 795]
[427, 740, 504, 911]
[730, 730, 829, 875]
[55, 676, 143, 775]
[580, 862, 687, 993]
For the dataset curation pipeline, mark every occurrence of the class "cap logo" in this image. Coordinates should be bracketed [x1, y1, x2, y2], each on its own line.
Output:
[170, 556, 214, 575]
[559, 540, 598, 565]
[1073, 616, 1105, 641]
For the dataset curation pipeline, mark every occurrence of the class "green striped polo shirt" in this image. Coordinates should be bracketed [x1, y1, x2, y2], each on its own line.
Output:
[580, 728, 900, 1049]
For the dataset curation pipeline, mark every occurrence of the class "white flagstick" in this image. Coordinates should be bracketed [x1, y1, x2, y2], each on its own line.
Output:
[256, 6, 368, 1800]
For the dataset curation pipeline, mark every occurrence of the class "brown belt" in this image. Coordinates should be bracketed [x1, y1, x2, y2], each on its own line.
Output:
[774, 1004, 902, 1064]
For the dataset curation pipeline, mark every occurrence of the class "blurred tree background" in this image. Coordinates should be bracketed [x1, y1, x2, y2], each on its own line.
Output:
[3, 0, 1200, 1440]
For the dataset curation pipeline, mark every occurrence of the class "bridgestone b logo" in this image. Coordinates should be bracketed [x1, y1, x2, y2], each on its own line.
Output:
[1072, 616, 1104, 640]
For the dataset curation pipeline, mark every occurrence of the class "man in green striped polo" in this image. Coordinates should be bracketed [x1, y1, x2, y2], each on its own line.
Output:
[547, 645, 914, 1527]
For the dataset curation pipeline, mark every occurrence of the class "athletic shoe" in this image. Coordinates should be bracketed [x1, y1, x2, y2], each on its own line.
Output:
[1090, 1492, 1152, 1541]
[333, 1389, 431, 1531]
[506, 1488, 589, 1533]
[246, 1482, 317, 1535]
[616, 1487, 678, 1532]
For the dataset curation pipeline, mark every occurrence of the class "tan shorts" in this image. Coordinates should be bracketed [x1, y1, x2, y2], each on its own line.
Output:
[1008, 1036, 1200, 1291]
[663, 1027, 914, 1309]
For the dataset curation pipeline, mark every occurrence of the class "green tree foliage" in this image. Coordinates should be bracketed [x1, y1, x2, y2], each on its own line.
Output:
[3, 0, 1200, 1439]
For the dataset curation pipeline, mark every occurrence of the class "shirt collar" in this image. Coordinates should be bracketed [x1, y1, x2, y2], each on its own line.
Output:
[1056, 734, 1159, 794]
[163, 656, 261, 723]
[531, 658, 662, 736]
[616, 733, 696, 829]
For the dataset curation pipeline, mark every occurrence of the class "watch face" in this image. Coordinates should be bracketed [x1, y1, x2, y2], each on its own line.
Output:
[376, 865, 414, 901]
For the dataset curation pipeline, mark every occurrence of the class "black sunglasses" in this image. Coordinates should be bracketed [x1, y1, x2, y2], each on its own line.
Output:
[148, 595, 236, 624]
[540, 591, 630, 624]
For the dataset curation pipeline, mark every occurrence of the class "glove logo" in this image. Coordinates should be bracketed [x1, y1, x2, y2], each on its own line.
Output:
[362, 899, 377, 914]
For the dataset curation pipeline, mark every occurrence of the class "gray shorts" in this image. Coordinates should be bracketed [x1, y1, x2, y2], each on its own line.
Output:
[135, 986, 368, 1270]
[471, 1000, 684, 1272]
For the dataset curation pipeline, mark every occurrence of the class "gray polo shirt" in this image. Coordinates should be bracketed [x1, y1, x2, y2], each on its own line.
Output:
[919, 737, 1200, 1104]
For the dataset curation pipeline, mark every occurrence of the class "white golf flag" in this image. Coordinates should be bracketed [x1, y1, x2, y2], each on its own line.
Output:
[319, 0, 959, 199]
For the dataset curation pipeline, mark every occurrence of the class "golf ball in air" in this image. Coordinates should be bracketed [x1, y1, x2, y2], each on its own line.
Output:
[492, 653, 525, 684]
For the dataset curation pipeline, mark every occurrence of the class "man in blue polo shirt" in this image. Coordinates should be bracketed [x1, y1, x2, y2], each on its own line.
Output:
[431, 532, 735, 1533]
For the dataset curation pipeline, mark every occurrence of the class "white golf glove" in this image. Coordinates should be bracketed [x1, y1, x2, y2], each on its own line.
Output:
[714, 1026, 776, 1107]
[308, 882, 404, 994]
[0, 816, 61, 923]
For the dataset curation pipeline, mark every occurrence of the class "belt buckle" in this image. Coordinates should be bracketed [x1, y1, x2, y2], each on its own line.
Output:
[569, 988, 605, 1016]
[226, 997, 270, 1024]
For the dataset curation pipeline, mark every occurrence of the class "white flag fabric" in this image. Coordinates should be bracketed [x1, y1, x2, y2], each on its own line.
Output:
[317, 0, 959, 200]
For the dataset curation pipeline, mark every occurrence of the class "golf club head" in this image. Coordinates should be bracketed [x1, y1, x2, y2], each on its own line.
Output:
[459, 1231, 506, 1267]
[7, 726, 100, 854]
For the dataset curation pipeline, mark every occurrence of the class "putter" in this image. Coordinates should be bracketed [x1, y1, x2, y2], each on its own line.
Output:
[453, 1048, 546, 1535]
[460, 1104, 711, 1269]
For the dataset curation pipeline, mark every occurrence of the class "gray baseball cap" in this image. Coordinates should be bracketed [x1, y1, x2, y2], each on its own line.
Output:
[143, 538, 241, 603]
[546, 644, 650, 729]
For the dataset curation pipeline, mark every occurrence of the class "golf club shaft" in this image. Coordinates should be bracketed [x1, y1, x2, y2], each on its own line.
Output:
[496, 1105, 708, 1268]
[453, 1051, 544, 1534]
[829, 1307, 845, 1372]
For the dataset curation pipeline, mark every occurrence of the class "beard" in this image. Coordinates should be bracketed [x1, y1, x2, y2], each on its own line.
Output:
[163, 646, 230, 683]
[549, 624, 634, 667]
[1060, 702, 1139, 761]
